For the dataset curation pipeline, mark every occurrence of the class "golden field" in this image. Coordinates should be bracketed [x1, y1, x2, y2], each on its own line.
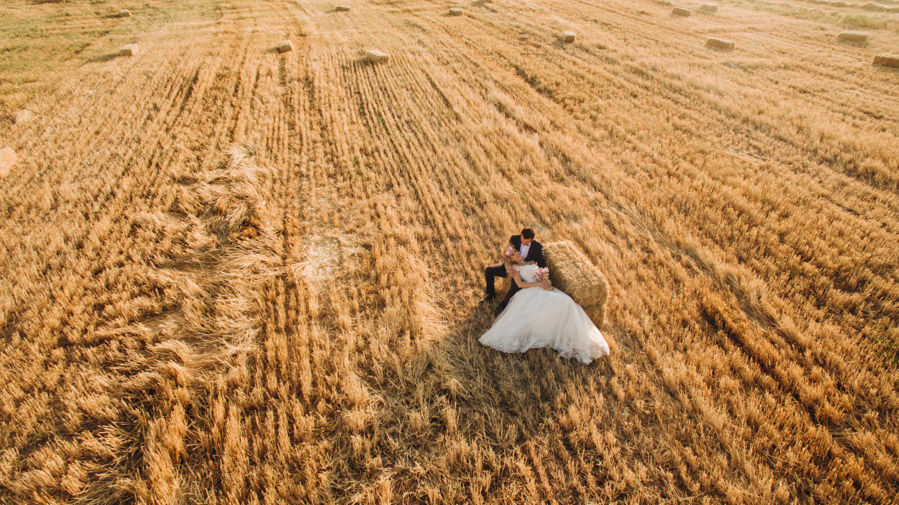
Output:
[1, 0, 898, 503]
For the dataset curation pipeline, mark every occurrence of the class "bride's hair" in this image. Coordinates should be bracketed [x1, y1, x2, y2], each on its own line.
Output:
[504, 249, 523, 269]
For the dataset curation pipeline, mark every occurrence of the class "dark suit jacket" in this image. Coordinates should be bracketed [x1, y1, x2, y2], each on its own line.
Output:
[509, 235, 546, 268]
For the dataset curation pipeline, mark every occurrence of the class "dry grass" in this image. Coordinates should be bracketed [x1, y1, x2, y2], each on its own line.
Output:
[1, 0, 898, 503]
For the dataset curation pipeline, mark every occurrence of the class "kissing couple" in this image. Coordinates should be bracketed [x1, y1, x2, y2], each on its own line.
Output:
[478, 228, 609, 364]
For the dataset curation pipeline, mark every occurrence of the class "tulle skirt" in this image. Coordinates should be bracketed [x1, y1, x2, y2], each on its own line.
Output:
[479, 287, 609, 363]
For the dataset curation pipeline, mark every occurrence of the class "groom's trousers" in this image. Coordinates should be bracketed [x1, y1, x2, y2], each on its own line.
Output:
[484, 265, 508, 297]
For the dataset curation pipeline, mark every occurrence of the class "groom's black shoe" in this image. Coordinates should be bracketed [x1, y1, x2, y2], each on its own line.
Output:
[479, 293, 495, 304]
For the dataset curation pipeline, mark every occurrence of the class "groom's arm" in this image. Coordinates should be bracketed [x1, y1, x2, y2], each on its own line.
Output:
[534, 243, 547, 268]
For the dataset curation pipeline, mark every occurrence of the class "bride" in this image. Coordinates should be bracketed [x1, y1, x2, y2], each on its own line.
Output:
[479, 250, 610, 364]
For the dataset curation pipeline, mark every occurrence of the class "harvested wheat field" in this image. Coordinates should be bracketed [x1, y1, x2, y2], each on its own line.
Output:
[1, 0, 898, 503]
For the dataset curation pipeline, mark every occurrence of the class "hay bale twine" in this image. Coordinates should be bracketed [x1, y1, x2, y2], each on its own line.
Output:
[545, 241, 609, 327]
[364, 50, 389, 63]
[0, 148, 17, 178]
[277, 40, 294, 53]
[448, 8, 463, 16]
[837, 31, 869, 44]
[706, 37, 735, 50]
[873, 54, 899, 68]
[672, 7, 692, 16]
[562, 31, 576, 43]
[120, 44, 139, 56]
[699, 3, 718, 13]
[14, 110, 34, 125]
[118, 9, 131, 17]
[335, 5, 351, 12]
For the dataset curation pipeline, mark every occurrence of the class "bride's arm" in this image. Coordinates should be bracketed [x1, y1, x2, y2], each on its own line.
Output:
[510, 271, 543, 289]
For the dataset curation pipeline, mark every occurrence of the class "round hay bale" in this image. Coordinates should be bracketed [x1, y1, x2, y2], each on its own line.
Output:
[706, 37, 735, 50]
[335, 5, 351, 12]
[120, 44, 139, 56]
[448, 8, 463, 16]
[699, 4, 719, 14]
[0, 147, 17, 178]
[364, 50, 389, 63]
[672, 7, 692, 16]
[562, 31, 576, 43]
[873, 54, 899, 68]
[277, 40, 294, 53]
[837, 31, 869, 44]
[118, 9, 131, 17]
[544, 241, 609, 328]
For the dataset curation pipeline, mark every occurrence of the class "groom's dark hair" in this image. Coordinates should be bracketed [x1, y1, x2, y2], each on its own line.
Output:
[521, 228, 535, 239]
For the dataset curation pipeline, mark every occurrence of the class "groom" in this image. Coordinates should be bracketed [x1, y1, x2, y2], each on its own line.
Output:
[481, 228, 547, 316]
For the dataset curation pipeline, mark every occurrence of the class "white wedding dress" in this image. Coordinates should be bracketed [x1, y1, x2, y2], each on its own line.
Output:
[479, 264, 610, 363]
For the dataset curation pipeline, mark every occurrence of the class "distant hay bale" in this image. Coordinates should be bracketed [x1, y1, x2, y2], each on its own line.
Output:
[672, 7, 692, 16]
[118, 9, 131, 17]
[706, 37, 735, 50]
[873, 54, 899, 68]
[545, 241, 609, 328]
[699, 4, 718, 13]
[0, 148, 17, 178]
[562, 31, 576, 43]
[861, 2, 887, 11]
[837, 31, 869, 44]
[14, 110, 34, 125]
[364, 50, 389, 63]
[448, 8, 463, 16]
[120, 44, 139, 56]
[277, 40, 294, 53]
[335, 5, 351, 11]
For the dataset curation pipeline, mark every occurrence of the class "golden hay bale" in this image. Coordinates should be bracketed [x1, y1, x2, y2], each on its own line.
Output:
[672, 7, 692, 16]
[562, 31, 576, 43]
[448, 8, 463, 16]
[873, 54, 899, 68]
[335, 5, 351, 12]
[545, 241, 609, 328]
[277, 40, 294, 53]
[120, 44, 139, 56]
[0, 147, 17, 178]
[699, 3, 718, 13]
[861, 2, 887, 11]
[364, 50, 389, 63]
[118, 9, 131, 17]
[706, 37, 735, 50]
[837, 31, 869, 44]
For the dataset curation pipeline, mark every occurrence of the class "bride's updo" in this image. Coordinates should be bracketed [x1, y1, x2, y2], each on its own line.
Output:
[504, 248, 524, 269]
